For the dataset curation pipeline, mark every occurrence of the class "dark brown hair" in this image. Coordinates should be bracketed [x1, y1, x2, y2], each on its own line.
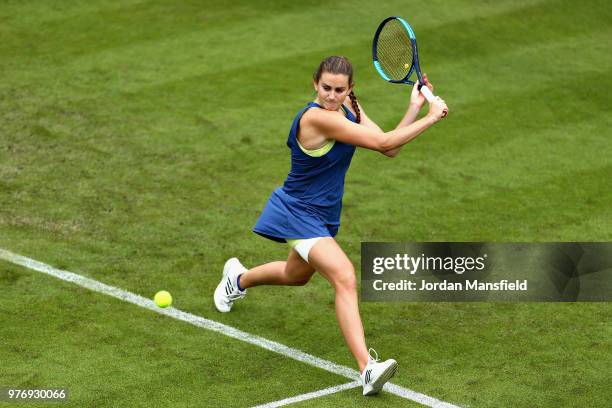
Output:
[313, 56, 361, 123]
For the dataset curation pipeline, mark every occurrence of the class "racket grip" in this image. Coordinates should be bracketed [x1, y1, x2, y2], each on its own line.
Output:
[420, 85, 448, 117]
[419, 85, 435, 103]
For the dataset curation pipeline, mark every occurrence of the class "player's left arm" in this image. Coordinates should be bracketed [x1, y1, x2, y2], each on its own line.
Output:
[342, 97, 382, 132]
[348, 75, 435, 158]
[345, 99, 398, 157]
[355, 102, 383, 132]
[385, 74, 435, 157]
[359, 104, 403, 158]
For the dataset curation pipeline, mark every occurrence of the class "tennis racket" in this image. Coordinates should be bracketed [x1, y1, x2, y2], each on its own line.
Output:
[372, 16, 447, 115]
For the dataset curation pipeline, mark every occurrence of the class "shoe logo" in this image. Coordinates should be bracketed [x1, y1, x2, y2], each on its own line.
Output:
[225, 279, 234, 295]
[365, 369, 372, 384]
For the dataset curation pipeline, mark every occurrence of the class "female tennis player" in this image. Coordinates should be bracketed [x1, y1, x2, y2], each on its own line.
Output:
[214, 56, 447, 395]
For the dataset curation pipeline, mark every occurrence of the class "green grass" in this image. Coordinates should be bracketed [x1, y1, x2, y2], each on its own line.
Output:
[1, 0, 611, 406]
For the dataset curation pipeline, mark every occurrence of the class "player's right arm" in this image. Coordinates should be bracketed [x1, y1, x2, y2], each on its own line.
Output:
[304, 99, 447, 153]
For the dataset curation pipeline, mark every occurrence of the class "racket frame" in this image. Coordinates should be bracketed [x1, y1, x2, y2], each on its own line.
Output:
[372, 16, 434, 102]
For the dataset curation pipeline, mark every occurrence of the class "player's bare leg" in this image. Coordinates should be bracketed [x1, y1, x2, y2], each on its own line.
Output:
[307, 237, 370, 371]
[239, 249, 316, 288]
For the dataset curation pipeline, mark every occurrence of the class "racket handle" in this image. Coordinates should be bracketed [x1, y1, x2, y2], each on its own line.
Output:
[419, 84, 435, 103]
[419, 84, 448, 118]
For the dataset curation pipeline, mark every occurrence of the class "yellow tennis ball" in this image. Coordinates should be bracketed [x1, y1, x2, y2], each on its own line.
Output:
[404, 63, 410, 69]
[154, 290, 172, 308]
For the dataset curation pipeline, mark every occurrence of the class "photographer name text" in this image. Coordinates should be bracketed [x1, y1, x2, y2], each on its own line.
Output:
[372, 279, 528, 291]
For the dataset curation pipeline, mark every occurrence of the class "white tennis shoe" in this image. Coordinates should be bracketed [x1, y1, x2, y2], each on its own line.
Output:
[214, 257, 247, 313]
[361, 348, 398, 396]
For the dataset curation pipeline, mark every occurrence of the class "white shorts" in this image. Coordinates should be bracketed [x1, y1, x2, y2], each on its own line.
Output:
[286, 237, 322, 263]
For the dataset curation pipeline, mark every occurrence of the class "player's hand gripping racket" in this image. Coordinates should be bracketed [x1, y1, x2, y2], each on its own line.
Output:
[372, 16, 447, 117]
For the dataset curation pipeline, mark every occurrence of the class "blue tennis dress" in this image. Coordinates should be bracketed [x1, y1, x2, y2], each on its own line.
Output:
[253, 102, 357, 243]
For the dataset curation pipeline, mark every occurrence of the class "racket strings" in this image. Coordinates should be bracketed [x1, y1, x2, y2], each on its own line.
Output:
[376, 19, 414, 81]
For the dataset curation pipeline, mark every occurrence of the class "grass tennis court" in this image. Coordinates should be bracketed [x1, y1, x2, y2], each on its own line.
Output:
[1, 0, 610, 406]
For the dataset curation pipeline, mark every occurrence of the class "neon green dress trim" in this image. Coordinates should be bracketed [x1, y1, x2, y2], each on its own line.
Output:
[296, 139, 335, 157]
[296, 104, 350, 158]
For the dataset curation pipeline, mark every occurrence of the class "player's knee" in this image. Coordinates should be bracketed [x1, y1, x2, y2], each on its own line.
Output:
[338, 274, 357, 292]
[331, 265, 357, 292]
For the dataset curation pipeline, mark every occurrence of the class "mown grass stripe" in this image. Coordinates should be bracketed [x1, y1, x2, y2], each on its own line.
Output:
[1, 0, 559, 91]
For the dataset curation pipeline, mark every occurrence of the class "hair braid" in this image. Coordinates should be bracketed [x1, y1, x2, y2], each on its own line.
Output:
[348, 91, 361, 124]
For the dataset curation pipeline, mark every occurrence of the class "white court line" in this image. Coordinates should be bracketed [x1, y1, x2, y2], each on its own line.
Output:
[250, 381, 360, 408]
[0, 248, 460, 408]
